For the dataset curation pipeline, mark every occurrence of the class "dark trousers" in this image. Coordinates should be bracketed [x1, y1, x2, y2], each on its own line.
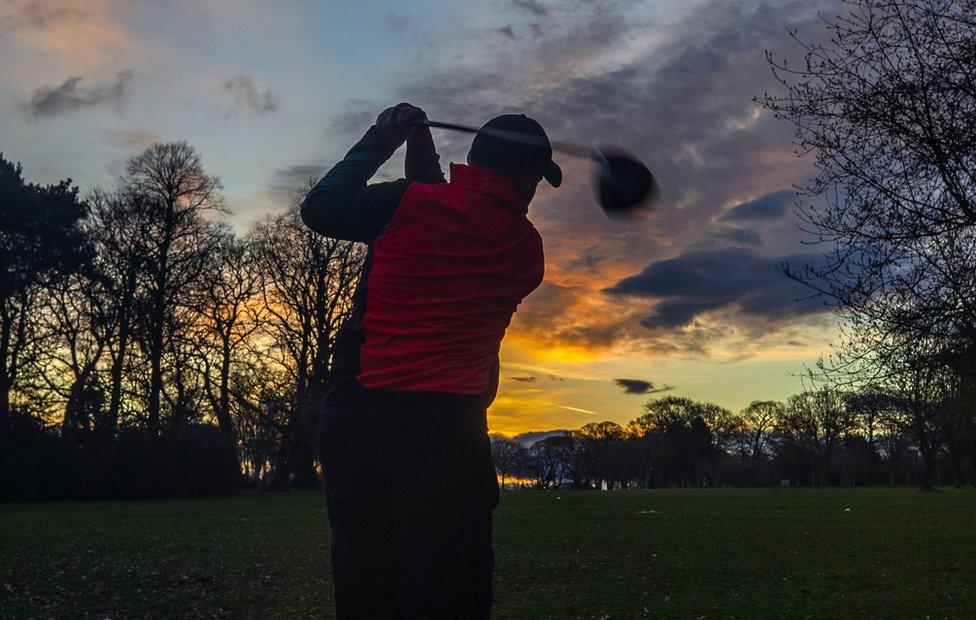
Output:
[318, 414, 499, 618]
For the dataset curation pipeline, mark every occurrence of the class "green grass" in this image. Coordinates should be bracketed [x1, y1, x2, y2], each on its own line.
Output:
[2, 488, 975, 618]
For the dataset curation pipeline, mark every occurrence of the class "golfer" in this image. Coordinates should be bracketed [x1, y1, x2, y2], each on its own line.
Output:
[301, 102, 560, 617]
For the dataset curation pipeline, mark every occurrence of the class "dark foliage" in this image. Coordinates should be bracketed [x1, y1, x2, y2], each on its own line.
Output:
[0, 415, 238, 501]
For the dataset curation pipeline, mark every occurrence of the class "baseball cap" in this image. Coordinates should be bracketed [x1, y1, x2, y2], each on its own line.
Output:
[468, 114, 562, 187]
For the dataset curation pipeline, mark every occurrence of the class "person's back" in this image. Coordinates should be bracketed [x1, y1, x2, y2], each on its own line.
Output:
[359, 164, 543, 393]
[300, 103, 560, 618]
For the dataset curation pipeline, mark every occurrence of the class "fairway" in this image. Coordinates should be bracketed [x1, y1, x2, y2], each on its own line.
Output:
[3, 488, 975, 618]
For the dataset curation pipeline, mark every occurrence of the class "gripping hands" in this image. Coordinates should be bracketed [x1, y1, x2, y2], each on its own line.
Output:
[374, 103, 428, 151]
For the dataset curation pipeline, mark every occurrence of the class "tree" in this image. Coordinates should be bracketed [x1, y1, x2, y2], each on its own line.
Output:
[763, 0, 976, 483]
[252, 206, 364, 488]
[84, 189, 156, 435]
[490, 435, 523, 489]
[42, 266, 113, 437]
[777, 389, 856, 486]
[123, 141, 222, 437]
[0, 154, 89, 434]
[194, 229, 261, 445]
[741, 400, 784, 461]
[526, 434, 575, 489]
[573, 421, 627, 489]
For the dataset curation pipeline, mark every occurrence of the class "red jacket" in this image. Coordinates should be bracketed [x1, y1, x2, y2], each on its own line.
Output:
[359, 163, 544, 393]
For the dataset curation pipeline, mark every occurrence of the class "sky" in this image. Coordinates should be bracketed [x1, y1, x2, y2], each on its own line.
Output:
[0, 0, 844, 435]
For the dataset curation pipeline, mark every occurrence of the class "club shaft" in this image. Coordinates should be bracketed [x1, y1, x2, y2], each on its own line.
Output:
[422, 119, 598, 160]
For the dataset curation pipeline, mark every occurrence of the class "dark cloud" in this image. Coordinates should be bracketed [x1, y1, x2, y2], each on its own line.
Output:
[507, 375, 538, 382]
[720, 189, 795, 222]
[273, 164, 325, 187]
[565, 246, 605, 272]
[266, 163, 327, 203]
[495, 24, 518, 39]
[385, 11, 413, 34]
[614, 378, 673, 395]
[716, 227, 763, 246]
[328, 102, 377, 138]
[20, 71, 133, 118]
[511, 0, 549, 17]
[605, 247, 826, 329]
[222, 73, 279, 116]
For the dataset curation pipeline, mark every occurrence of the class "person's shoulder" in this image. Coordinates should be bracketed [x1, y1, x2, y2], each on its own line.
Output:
[399, 178, 454, 202]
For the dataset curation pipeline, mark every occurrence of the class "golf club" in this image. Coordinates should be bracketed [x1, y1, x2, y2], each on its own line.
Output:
[422, 119, 661, 216]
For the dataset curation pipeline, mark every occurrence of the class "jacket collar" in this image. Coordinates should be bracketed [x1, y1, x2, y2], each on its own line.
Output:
[449, 163, 529, 214]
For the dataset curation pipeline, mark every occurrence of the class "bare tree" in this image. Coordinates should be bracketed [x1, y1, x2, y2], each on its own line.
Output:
[490, 435, 523, 489]
[251, 206, 364, 488]
[123, 142, 222, 437]
[193, 228, 261, 443]
[40, 269, 112, 436]
[763, 0, 976, 485]
[527, 434, 575, 489]
[82, 189, 156, 434]
[763, 0, 976, 387]
[741, 400, 784, 460]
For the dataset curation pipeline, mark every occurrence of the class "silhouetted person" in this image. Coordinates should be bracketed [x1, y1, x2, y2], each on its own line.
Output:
[301, 102, 560, 618]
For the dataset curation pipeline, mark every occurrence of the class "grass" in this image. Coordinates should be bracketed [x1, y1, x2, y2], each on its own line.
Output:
[2, 487, 975, 618]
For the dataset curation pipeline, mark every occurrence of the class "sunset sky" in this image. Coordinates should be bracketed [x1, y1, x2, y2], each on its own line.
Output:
[0, 0, 843, 434]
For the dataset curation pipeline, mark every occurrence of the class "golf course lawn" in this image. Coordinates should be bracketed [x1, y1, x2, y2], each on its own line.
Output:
[2, 487, 975, 618]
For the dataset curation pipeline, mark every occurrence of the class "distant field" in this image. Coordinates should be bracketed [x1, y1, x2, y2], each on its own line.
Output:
[2, 488, 975, 618]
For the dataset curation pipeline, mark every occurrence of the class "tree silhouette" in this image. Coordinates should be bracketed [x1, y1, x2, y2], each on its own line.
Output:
[123, 141, 222, 437]
[0, 154, 89, 435]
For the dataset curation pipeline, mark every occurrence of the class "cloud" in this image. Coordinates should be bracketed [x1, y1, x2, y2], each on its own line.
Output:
[605, 247, 826, 329]
[109, 129, 160, 149]
[0, 0, 84, 29]
[265, 163, 327, 203]
[716, 227, 763, 246]
[0, 0, 136, 70]
[495, 24, 518, 39]
[720, 189, 795, 221]
[507, 375, 538, 382]
[20, 70, 133, 118]
[565, 246, 606, 272]
[272, 163, 325, 187]
[328, 102, 378, 138]
[221, 73, 279, 116]
[511, 0, 549, 17]
[614, 378, 673, 395]
[558, 405, 597, 415]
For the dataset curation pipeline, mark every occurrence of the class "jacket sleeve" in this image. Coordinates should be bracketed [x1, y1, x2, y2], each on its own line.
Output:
[404, 126, 446, 184]
[300, 126, 411, 243]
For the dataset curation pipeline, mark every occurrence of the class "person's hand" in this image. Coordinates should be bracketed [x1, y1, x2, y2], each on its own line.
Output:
[375, 103, 427, 150]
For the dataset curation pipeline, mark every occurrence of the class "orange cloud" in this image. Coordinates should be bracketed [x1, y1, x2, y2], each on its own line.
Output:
[1, 0, 136, 70]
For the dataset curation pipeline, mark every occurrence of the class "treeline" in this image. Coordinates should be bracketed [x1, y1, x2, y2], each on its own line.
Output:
[493, 392, 976, 491]
[1, 144, 363, 500]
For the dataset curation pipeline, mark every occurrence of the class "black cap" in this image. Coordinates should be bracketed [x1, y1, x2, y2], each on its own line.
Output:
[468, 114, 562, 187]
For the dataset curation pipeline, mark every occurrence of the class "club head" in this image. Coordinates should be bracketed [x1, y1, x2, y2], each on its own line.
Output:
[594, 148, 660, 217]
